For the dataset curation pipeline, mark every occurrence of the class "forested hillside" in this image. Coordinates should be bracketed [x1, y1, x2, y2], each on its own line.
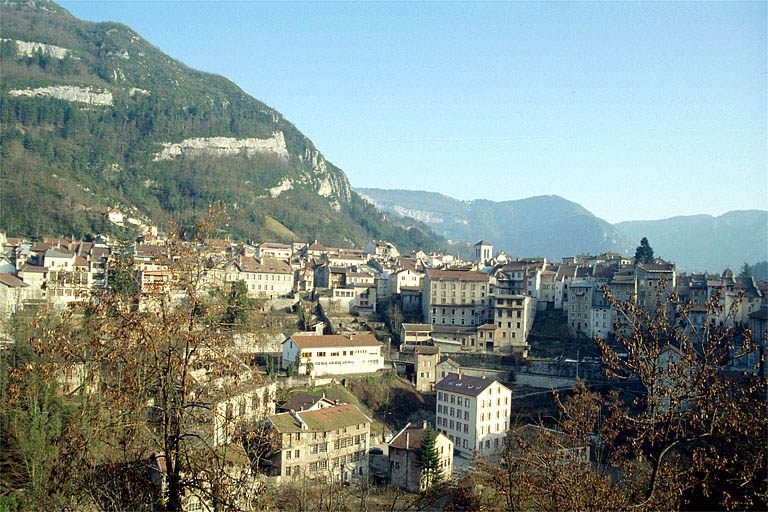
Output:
[0, 0, 443, 252]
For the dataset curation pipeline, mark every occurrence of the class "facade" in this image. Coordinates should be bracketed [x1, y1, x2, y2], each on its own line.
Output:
[474, 240, 494, 265]
[281, 334, 384, 377]
[0, 273, 28, 321]
[413, 345, 440, 391]
[364, 240, 400, 261]
[568, 280, 594, 337]
[435, 373, 512, 457]
[388, 422, 453, 493]
[264, 403, 372, 482]
[221, 255, 294, 298]
[400, 323, 432, 345]
[422, 269, 490, 331]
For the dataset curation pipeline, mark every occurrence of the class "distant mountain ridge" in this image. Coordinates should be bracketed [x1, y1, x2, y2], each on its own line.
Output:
[357, 189, 634, 260]
[0, 0, 443, 253]
[358, 188, 767, 272]
[615, 210, 768, 272]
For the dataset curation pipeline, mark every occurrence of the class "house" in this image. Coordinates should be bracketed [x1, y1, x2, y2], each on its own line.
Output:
[388, 421, 453, 493]
[507, 424, 591, 466]
[107, 207, 124, 226]
[400, 286, 422, 314]
[413, 345, 440, 391]
[261, 403, 372, 482]
[435, 373, 512, 457]
[279, 392, 337, 412]
[0, 273, 28, 321]
[422, 268, 490, 336]
[253, 242, 293, 260]
[400, 323, 432, 345]
[220, 255, 294, 298]
[364, 240, 400, 262]
[186, 374, 277, 447]
[436, 358, 461, 381]
[281, 334, 384, 377]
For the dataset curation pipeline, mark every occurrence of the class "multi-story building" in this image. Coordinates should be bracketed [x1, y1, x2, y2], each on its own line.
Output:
[281, 334, 384, 377]
[568, 280, 594, 337]
[363, 240, 400, 262]
[388, 421, 453, 492]
[435, 373, 512, 458]
[220, 255, 294, 298]
[263, 403, 372, 482]
[423, 269, 490, 328]
[413, 345, 440, 391]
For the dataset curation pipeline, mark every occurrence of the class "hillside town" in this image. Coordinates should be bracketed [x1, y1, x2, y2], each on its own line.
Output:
[0, 230, 765, 510]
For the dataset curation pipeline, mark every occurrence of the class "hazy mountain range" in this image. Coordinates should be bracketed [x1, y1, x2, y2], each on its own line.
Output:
[358, 188, 767, 272]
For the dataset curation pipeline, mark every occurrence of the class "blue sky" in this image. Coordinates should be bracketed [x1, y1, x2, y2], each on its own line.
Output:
[58, 1, 766, 224]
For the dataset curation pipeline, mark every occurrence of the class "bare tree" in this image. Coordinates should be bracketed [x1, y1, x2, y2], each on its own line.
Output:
[5, 209, 270, 510]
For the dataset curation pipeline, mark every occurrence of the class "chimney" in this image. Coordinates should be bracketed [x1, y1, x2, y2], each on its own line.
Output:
[289, 409, 308, 430]
[422, 420, 428, 429]
[458, 372, 462, 380]
[405, 431, 410, 448]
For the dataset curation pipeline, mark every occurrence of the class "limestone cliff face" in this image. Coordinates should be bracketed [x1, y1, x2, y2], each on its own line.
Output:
[7, 39, 71, 59]
[301, 147, 352, 208]
[9, 85, 113, 105]
[154, 132, 290, 161]
[153, 132, 352, 209]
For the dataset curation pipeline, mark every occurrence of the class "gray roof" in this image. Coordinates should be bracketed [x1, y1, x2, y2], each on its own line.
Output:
[435, 372, 509, 397]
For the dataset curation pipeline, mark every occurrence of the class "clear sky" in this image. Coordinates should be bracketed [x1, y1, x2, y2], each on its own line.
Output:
[57, 1, 767, 224]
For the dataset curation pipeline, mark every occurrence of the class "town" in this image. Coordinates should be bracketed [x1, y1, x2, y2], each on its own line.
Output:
[0, 226, 765, 511]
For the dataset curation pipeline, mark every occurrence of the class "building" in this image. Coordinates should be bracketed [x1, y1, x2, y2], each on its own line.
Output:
[263, 403, 372, 482]
[474, 240, 494, 266]
[400, 323, 432, 345]
[220, 255, 294, 298]
[423, 269, 490, 329]
[279, 392, 337, 412]
[388, 421, 453, 493]
[435, 373, 512, 457]
[413, 345, 440, 391]
[281, 334, 384, 377]
[364, 240, 400, 261]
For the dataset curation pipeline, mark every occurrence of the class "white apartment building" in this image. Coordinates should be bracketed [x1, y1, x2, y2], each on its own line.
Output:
[281, 334, 384, 377]
[435, 373, 512, 458]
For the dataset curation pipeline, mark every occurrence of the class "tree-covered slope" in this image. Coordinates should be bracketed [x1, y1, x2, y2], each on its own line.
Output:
[0, 0, 443, 252]
[358, 189, 633, 259]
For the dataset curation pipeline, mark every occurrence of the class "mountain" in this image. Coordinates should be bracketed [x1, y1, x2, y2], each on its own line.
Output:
[0, 0, 443, 252]
[357, 189, 634, 260]
[615, 211, 768, 272]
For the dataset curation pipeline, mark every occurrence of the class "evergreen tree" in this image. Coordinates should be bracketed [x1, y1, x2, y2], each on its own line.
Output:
[738, 262, 754, 280]
[634, 237, 655, 264]
[222, 280, 252, 329]
[416, 426, 443, 492]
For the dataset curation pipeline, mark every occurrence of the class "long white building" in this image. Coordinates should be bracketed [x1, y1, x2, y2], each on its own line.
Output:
[281, 334, 384, 377]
